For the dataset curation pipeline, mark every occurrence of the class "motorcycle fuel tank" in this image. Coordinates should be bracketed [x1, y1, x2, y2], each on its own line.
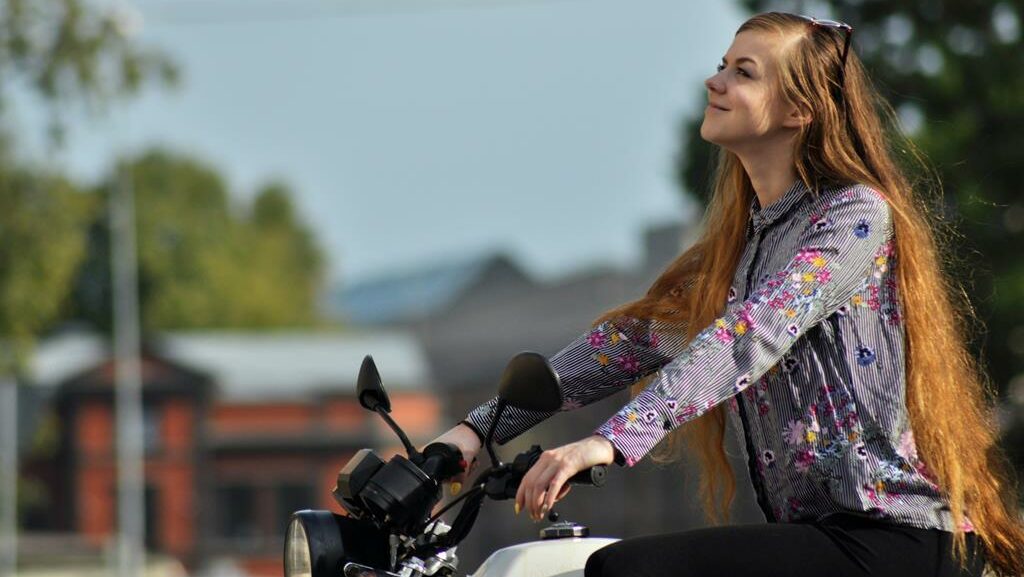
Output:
[469, 537, 619, 577]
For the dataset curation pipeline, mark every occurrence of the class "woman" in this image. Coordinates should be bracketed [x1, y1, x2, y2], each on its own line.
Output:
[431, 11, 1024, 577]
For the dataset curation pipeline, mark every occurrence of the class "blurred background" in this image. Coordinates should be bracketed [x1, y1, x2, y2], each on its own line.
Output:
[2, 0, 1022, 575]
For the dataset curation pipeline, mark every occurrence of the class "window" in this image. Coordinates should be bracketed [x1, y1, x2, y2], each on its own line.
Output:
[143, 405, 162, 455]
[216, 485, 257, 541]
[145, 485, 159, 550]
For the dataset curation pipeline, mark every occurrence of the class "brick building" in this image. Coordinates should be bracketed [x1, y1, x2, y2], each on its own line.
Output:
[25, 330, 439, 576]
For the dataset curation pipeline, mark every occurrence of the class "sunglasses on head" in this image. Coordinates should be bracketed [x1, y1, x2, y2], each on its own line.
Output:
[795, 14, 854, 83]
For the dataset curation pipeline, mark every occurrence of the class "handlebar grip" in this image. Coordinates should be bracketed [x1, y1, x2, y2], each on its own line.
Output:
[566, 465, 606, 487]
[419, 442, 465, 481]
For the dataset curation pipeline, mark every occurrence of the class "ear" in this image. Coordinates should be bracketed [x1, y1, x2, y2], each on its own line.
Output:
[782, 102, 813, 128]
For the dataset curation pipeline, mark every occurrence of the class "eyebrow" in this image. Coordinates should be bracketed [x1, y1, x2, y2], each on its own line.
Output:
[721, 56, 759, 68]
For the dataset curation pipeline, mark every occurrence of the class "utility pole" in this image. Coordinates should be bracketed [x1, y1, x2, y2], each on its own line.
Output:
[111, 157, 146, 577]
[0, 356, 15, 577]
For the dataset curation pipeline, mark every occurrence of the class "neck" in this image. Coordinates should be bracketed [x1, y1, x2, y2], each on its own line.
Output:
[733, 135, 800, 208]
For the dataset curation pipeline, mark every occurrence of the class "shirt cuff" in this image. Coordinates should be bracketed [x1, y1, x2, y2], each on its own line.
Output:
[593, 388, 676, 467]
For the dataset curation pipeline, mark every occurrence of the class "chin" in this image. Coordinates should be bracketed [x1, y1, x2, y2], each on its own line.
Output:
[699, 125, 722, 146]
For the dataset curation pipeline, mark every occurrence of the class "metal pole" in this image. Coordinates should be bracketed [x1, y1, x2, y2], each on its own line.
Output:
[111, 158, 146, 577]
[0, 373, 16, 577]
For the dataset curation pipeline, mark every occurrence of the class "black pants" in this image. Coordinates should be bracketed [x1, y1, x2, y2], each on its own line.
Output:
[584, 513, 987, 577]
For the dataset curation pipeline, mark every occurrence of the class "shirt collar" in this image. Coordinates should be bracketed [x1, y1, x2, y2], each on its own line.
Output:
[749, 178, 809, 230]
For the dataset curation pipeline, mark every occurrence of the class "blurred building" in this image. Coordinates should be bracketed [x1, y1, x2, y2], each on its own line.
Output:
[22, 330, 439, 577]
[331, 220, 766, 572]
[333, 253, 533, 327]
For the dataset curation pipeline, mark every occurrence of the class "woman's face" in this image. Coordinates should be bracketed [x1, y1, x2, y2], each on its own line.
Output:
[700, 29, 803, 152]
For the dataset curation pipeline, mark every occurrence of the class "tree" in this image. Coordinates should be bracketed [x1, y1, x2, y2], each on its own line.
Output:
[0, 0, 179, 353]
[71, 149, 326, 331]
[0, 135, 93, 563]
[0, 140, 93, 366]
[675, 0, 1024, 473]
[0, 1, 178, 559]
[0, 0, 177, 145]
[237, 181, 326, 327]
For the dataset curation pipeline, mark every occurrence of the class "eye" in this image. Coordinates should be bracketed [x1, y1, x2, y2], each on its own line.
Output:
[716, 63, 750, 77]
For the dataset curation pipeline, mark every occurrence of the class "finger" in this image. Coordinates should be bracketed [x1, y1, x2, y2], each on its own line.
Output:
[556, 483, 572, 501]
[522, 461, 544, 520]
[525, 467, 543, 520]
[517, 459, 539, 513]
[516, 461, 538, 516]
[515, 478, 525, 516]
[542, 473, 568, 517]
[532, 462, 559, 520]
[536, 482, 552, 520]
[525, 462, 547, 520]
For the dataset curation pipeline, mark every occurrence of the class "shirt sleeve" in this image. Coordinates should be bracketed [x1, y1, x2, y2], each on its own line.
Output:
[464, 315, 691, 446]
[596, 187, 893, 467]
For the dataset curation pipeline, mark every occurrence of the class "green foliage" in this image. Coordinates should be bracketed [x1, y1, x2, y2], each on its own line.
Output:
[71, 149, 327, 331]
[0, 143, 93, 368]
[0, 0, 178, 364]
[677, 0, 1024, 391]
[0, 0, 178, 145]
[0, 0, 182, 528]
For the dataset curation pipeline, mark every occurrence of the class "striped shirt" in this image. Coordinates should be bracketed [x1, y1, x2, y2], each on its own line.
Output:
[466, 179, 972, 532]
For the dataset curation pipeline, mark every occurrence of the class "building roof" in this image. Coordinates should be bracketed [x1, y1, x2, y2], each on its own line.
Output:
[329, 252, 531, 325]
[414, 221, 693, 392]
[27, 328, 432, 402]
[158, 331, 431, 401]
[29, 330, 108, 389]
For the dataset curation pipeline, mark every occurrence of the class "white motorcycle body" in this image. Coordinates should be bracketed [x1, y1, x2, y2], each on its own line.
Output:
[469, 536, 619, 577]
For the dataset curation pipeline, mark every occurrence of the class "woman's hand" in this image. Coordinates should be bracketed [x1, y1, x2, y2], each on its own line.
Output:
[515, 434, 616, 521]
[425, 423, 483, 495]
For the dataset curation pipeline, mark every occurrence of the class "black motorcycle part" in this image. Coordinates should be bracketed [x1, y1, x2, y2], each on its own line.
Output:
[484, 445, 607, 500]
[439, 486, 487, 551]
[335, 449, 386, 516]
[285, 511, 389, 577]
[417, 442, 465, 479]
[361, 454, 439, 533]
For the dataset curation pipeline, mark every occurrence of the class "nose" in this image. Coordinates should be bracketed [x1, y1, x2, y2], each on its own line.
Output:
[705, 72, 724, 94]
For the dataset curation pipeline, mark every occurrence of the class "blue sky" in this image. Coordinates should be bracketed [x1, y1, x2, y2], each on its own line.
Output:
[19, 0, 749, 286]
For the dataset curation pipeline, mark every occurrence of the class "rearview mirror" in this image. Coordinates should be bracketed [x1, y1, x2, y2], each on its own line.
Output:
[496, 352, 562, 413]
[357, 355, 391, 413]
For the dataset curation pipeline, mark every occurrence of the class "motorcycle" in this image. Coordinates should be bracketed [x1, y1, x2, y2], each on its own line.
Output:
[283, 351, 618, 577]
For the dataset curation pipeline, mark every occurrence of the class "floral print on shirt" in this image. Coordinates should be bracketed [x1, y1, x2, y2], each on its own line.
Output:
[466, 180, 971, 533]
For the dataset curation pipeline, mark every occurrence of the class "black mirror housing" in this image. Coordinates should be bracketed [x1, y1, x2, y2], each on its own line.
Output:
[497, 352, 562, 413]
[357, 355, 391, 413]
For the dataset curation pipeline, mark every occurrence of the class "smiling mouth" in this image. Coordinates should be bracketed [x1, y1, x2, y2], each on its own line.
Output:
[709, 104, 730, 111]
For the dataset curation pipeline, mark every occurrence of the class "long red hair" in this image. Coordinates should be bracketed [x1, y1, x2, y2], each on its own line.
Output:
[596, 12, 1024, 576]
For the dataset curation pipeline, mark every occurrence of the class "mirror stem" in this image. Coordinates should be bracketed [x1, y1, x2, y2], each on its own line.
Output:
[483, 400, 507, 466]
[375, 407, 421, 462]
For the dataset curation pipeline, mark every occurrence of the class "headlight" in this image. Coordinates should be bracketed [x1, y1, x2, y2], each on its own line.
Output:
[284, 510, 343, 577]
[285, 515, 312, 577]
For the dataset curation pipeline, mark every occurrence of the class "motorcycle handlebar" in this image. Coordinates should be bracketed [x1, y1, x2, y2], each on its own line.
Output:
[418, 442, 465, 481]
[566, 464, 607, 487]
[516, 444, 607, 488]
[477, 445, 606, 501]
[423, 443, 610, 553]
